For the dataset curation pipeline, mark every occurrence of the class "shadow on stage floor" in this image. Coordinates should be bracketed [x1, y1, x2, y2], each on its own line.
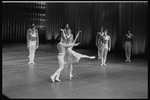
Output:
[2, 43, 148, 99]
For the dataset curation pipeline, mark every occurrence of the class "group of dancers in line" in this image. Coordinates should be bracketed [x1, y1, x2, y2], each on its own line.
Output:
[26, 23, 134, 82]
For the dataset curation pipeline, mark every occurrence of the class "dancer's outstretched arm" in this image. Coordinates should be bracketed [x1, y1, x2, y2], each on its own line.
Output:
[73, 31, 81, 43]
[61, 43, 80, 48]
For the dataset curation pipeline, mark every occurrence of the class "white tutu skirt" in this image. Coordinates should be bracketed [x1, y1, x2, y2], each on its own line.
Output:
[64, 48, 85, 64]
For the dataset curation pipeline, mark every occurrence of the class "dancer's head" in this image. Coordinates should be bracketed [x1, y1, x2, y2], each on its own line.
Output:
[100, 26, 104, 32]
[65, 23, 69, 29]
[104, 29, 108, 35]
[31, 23, 36, 29]
[127, 28, 131, 34]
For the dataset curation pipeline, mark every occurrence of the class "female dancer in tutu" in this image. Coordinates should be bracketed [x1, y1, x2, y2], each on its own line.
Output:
[60, 28, 95, 80]
[96, 26, 104, 60]
[27, 24, 39, 64]
[100, 29, 111, 66]
[50, 33, 80, 82]
[123, 28, 134, 62]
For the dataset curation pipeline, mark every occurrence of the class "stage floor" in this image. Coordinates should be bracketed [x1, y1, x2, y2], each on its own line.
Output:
[2, 43, 148, 99]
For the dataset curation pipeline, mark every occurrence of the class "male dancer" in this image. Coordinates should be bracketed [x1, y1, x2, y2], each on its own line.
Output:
[27, 24, 39, 64]
[100, 29, 111, 66]
[96, 26, 104, 60]
[123, 28, 134, 62]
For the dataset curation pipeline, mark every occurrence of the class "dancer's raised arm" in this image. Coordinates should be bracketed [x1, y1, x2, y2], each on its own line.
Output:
[73, 31, 81, 43]
[60, 28, 67, 41]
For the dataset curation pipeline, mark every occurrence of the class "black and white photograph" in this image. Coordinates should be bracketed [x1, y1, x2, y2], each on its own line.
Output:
[2, 1, 148, 99]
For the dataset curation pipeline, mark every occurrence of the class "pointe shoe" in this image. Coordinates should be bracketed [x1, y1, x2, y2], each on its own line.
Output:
[101, 63, 104, 66]
[28, 62, 32, 64]
[90, 56, 95, 59]
[51, 76, 55, 82]
[55, 78, 61, 82]
[103, 63, 107, 66]
[69, 74, 73, 80]
[128, 60, 131, 62]
[31, 62, 35, 64]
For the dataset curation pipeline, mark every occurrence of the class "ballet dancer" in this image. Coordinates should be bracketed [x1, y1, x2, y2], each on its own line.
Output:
[27, 24, 39, 64]
[50, 34, 80, 82]
[96, 26, 104, 60]
[123, 28, 134, 62]
[100, 29, 111, 66]
[60, 28, 95, 80]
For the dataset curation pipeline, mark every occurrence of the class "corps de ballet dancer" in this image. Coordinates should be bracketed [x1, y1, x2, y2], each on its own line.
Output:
[123, 28, 134, 62]
[100, 29, 111, 66]
[96, 26, 104, 60]
[27, 24, 39, 64]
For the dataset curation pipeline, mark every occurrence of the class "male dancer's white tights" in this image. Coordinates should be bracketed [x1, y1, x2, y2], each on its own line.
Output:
[101, 44, 108, 65]
[51, 54, 65, 82]
[125, 42, 131, 61]
[29, 41, 36, 63]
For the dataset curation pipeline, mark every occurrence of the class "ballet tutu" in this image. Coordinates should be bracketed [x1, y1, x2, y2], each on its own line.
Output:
[64, 48, 85, 64]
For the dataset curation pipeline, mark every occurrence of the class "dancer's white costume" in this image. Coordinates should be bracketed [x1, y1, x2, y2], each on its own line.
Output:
[123, 33, 134, 62]
[27, 28, 39, 64]
[100, 33, 111, 66]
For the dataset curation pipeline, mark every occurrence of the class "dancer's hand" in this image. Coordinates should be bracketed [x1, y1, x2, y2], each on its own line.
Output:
[75, 43, 80, 46]
[78, 31, 82, 33]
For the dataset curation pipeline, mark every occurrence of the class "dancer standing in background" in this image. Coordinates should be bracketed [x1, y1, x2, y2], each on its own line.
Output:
[96, 26, 104, 60]
[100, 29, 111, 66]
[123, 28, 134, 62]
[27, 24, 39, 64]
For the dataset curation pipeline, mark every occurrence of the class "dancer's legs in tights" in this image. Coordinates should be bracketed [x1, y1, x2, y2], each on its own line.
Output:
[103, 48, 108, 66]
[68, 63, 73, 80]
[101, 47, 104, 66]
[30, 44, 36, 63]
[125, 42, 131, 62]
[51, 55, 64, 82]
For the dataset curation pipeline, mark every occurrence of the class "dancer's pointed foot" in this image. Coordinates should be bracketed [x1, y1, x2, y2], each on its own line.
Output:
[69, 74, 73, 80]
[101, 63, 104, 66]
[55, 78, 61, 82]
[89, 56, 95, 59]
[125, 59, 128, 62]
[28, 62, 32, 64]
[51, 76, 55, 82]
[103, 63, 107, 66]
[32, 62, 35, 64]
[128, 59, 131, 62]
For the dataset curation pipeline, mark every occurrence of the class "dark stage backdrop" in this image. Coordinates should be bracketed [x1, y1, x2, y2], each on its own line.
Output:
[2, 2, 148, 56]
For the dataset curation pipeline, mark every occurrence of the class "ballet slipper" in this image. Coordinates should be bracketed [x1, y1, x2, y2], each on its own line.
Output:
[103, 63, 107, 66]
[128, 60, 131, 62]
[28, 62, 32, 64]
[55, 78, 61, 82]
[32, 62, 35, 64]
[51, 76, 55, 82]
[69, 74, 73, 80]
